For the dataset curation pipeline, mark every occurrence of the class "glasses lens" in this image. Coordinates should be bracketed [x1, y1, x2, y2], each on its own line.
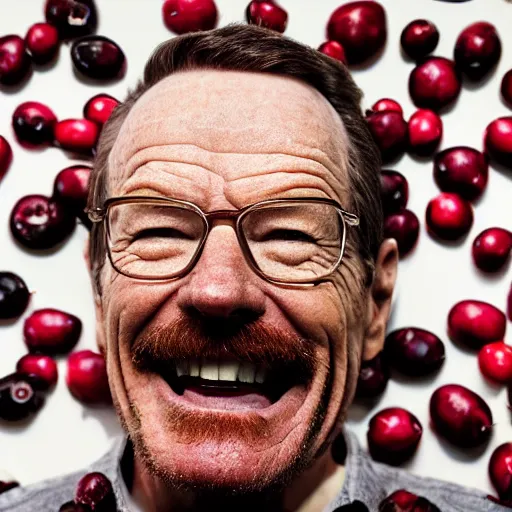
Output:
[240, 202, 344, 282]
[107, 202, 205, 279]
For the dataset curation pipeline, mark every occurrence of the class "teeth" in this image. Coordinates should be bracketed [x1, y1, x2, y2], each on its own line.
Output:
[238, 363, 256, 384]
[176, 360, 189, 377]
[174, 359, 265, 384]
[255, 367, 267, 384]
[189, 359, 200, 377]
[200, 359, 219, 380]
[219, 361, 239, 381]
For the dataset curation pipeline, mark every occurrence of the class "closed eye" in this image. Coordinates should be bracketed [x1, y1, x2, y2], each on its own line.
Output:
[260, 229, 316, 243]
[133, 227, 192, 240]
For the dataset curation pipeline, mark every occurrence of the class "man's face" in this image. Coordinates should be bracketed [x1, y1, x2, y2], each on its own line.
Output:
[96, 70, 373, 491]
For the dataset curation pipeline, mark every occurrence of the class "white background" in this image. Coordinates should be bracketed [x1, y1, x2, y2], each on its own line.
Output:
[0, 0, 511, 498]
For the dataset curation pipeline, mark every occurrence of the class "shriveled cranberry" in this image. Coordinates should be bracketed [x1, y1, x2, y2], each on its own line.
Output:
[425, 192, 473, 241]
[0, 35, 31, 85]
[162, 0, 218, 34]
[54, 119, 99, 154]
[12, 101, 57, 147]
[367, 407, 422, 465]
[472, 228, 512, 273]
[484, 116, 512, 168]
[430, 384, 492, 448]
[454, 22, 501, 82]
[326, 1, 387, 66]
[478, 342, 512, 384]
[407, 109, 442, 156]
[400, 19, 439, 61]
[10, 194, 75, 250]
[366, 110, 408, 163]
[71, 36, 125, 81]
[25, 23, 59, 65]
[383, 209, 420, 257]
[83, 94, 119, 125]
[0, 272, 30, 320]
[433, 146, 488, 201]
[66, 350, 111, 405]
[318, 41, 347, 64]
[0, 372, 44, 421]
[409, 57, 461, 111]
[16, 354, 58, 390]
[370, 98, 403, 115]
[0, 136, 13, 181]
[45, 0, 97, 40]
[0, 470, 19, 495]
[380, 170, 408, 215]
[501, 69, 512, 108]
[355, 351, 389, 399]
[75, 472, 116, 511]
[490, 443, 512, 501]
[246, 1, 288, 33]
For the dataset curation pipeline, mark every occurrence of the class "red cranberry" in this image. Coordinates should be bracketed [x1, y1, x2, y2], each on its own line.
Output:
[378, 490, 441, 512]
[25, 23, 59, 65]
[472, 228, 512, 273]
[71, 36, 125, 81]
[162, 0, 218, 34]
[400, 19, 439, 61]
[66, 350, 111, 405]
[24, 308, 82, 355]
[384, 209, 420, 257]
[484, 116, 512, 168]
[0, 471, 19, 495]
[501, 69, 512, 108]
[10, 194, 75, 250]
[448, 300, 506, 350]
[367, 407, 422, 465]
[478, 342, 512, 384]
[0, 35, 32, 85]
[370, 98, 403, 115]
[318, 41, 347, 64]
[409, 57, 461, 111]
[83, 94, 119, 125]
[454, 22, 501, 82]
[407, 109, 442, 156]
[425, 192, 473, 241]
[0, 136, 13, 181]
[16, 354, 58, 390]
[12, 101, 57, 147]
[355, 351, 389, 399]
[0, 272, 30, 320]
[490, 443, 512, 501]
[75, 472, 116, 511]
[45, 0, 97, 40]
[53, 165, 91, 209]
[326, 1, 387, 66]
[430, 384, 492, 448]
[380, 169, 408, 215]
[366, 110, 408, 163]
[433, 146, 488, 201]
[0, 372, 45, 421]
[508, 283, 512, 322]
[54, 119, 100, 154]
[246, 1, 288, 33]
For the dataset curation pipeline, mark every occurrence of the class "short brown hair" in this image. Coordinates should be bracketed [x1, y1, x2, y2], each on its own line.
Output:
[87, 23, 382, 294]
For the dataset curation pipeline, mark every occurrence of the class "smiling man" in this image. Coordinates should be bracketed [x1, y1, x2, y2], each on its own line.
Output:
[0, 23, 508, 512]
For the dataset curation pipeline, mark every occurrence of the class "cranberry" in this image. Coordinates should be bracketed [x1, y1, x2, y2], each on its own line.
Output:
[430, 384, 492, 448]
[0, 471, 19, 495]
[0, 35, 32, 85]
[425, 192, 473, 241]
[490, 443, 512, 501]
[407, 108, 442, 156]
[380, 169, 408, 215]
[83, 94, 119, 125]
[409, 57, 461, 111]
[71, 36, 125, 81]
[45, 0, 97, 40]
[66, 350, 111, 405]
[75, 472, 116, 511]
[12, 101, 57, 147]
[0, 372, 45, 421]
[246, 1, 288, 33]
[53, 165, 91, 210]
[10, 194, 75, 250]
[355, 351, 389, 399]
[25, 23, 59, 65]
[433, 146, 488, 201]
[472, 228, 512, 273]
[0, 136, 13, 181]
[326, 1, 387, 66]
[508, 283, 512, 322]
[366, 110, 408, 163]
[454, 22, 501, 82]
[162, 0, 218, 34]
[478, 342, 512, 384]
[400, 19, 439, 61]
[54, 119, 100, 154]
[318, 41, 347, 64]
[0, 272, 30, 320]
[59, 502, 89, 512]
[378, 490, 441, 511]
[16, 354, 58, 390]
[484, 116, 512, 168]
[370, 98, 403, 115]
[383, 209, 420, 257]
[367, 407, 422, 465]
[501, 69, 512, 108]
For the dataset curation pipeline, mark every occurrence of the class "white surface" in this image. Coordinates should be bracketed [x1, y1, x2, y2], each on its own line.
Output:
[0, 0, 511, 498]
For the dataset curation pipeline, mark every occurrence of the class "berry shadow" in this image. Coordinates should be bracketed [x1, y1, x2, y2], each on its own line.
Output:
[425, 230, 470, 249]
[10, 229, 76, 257]
[348, 42, 387, 73]
[489, 161, 512, 183]
[461, 68, 499, 92]
[432, 426, 492, 462]
[388, 365, 444, 387]
[472, 260, 511, 284]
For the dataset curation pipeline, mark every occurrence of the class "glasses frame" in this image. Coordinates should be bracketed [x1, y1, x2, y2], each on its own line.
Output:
[87, 196, 360, 287]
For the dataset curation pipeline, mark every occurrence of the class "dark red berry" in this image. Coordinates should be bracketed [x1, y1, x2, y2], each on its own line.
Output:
[83, 94, 119, 125]
[508, 283, 512, 323]
[318, 41, 347, 64]
[366, 110, 408, 163]
[380, 170, 408, 215]
[25, 23, 59, 64]
[54, 119, 100, 154]
[383, 209, 419, 257]
[0, 475, 19, 495]
[0, 372, 45, 421]
[16, 354, 58, 390]
[0, 136, 13, 181]
[484, 116, 512, 169]
[75, 472, 116, 511]
[45, 0, 97, 40]
[489, 443, 512, 501]
[355, 351, 389, 399]
[472, 228, 512, 273]
[425, 192, 473, 241]
[501, 69, 512, 108]
[400, 19, 439, 61]
[53, 165, 91, 209]
[0, 35, 32, 85]
[478, 342, 512, 384]
[162, 0, 218, 35]
[379, 489, 418, 511]
[59, 501, 89, 512]
[370, 98, 403, 115]
[12, 101, 57, 147]
[0, 272, 30, 320]
[407, 108, 442, 156]
[246, 1, 288, 33]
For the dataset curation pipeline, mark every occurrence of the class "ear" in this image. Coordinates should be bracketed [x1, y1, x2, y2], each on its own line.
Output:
[362, 238, 398, 361]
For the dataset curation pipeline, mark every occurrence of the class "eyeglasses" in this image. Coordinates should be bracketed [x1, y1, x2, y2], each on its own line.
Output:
[87, 196, 360, 287]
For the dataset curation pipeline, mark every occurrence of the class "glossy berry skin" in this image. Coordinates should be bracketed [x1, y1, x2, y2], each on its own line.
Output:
[66, 350, 111, 405]
[75, 472, 116, 511]
[425, 192, 473, 241]
[0, 372, 45, 421]
[370, 98, 403, 115]
[383, 209, 420, 257]
[83, 94, 119, 125]
[501, 69, 512, 108]
[380, 169, 408, 215]
[246, 1, 288, 33]
[16, 354, 58, 390]
[12, 101, 57, 147]
[45, 0, 97, 40]
[433, 146, 488, 201]
[430, 384, 492, 448]
[326, 1, 387, 66]
[484, 117, 512, 168]
[407, 109, 442, 156]
[355, 351, 389, 399]
[489, 443, 512, 501]
[378, 490, 441, 512]
[508, 283, 512, 323]
[318, 41, 347, 64]
[400, 19, 439, 61]
[409, 57, 461, 111]
[478, 342, 512, 384]
[0, 35, 31, 85]
[10, 194, 75, 250]
[0, 272, 30, 320]
[71, 36, 125, 81]
[454, 22, 501, 82]
[162, 0, 218, 34]
[448, 299, 506, 350]
[367, 407, 422, 466]
[24, 308, 82, 355]
[366, 110, 408, 163]
[472, 228, 512, 273]
[54, 119, 99, 154]
[0, 136, 13, 181]
[53, 165, 91, 210]
[25, 23, 59, 64]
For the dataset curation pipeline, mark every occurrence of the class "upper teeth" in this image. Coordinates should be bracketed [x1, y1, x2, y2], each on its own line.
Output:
[175, 359, 267, 385]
